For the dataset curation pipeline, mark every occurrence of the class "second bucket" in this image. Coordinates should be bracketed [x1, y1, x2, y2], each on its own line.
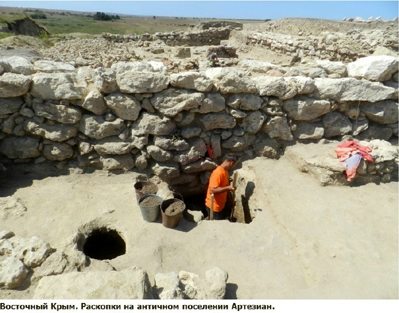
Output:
[160, 198, 185, 229]
[138, 194, 162, 222]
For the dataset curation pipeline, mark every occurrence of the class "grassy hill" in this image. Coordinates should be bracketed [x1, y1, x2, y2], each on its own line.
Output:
[0, 7, 202, 37]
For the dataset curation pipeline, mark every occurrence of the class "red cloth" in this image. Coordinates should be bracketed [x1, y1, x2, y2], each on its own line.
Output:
[335, 140, 374, 181]
[335, 140, 374, 162]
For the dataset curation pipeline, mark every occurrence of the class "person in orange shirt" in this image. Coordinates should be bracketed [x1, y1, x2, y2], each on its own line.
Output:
[205, 155, 237, 220]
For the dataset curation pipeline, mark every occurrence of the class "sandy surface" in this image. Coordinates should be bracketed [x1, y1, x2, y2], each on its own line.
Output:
[0, 155, 397, 299]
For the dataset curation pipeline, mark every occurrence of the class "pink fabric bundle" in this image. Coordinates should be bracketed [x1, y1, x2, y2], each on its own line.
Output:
[335, 140, 374, 181]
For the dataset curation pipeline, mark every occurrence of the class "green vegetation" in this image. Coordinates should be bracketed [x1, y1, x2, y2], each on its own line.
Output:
[0, 7, 199, 35]
[30, 12, 47, 19]
[93, 12, 120, 21]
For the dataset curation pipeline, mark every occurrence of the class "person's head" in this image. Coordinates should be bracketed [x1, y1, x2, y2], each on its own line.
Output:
[221, 154, 237, 170]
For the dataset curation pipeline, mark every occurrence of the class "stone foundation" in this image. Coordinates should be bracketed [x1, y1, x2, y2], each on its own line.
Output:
[0, 55, 398, 190]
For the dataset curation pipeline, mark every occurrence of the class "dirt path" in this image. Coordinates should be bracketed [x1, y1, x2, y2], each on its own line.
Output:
[0, 155, 397, 299]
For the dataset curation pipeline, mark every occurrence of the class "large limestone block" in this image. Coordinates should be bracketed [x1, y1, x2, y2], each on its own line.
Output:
[104, 93, 141, 121]
[24, 120, 77, 142]
[152, 163, 180, 180]
[204, 267, 228, 299]
[117, 71, 169, 93]
[131, 113, 176, 136]
[80, 90, 107, 115]
[361, 101, 399, 124]
[147, 145, 173, 162]
[93, 137, 133, 155]
[182, 159, 217, 174]
[365, 139, 398, 163]
[253, 76, 286, 98]
[0, 136, 40, 159]
[194, 93, 225, 114]
[200, 113, 236, 130]
[0, 97, 24, 115]
[347, 55, 398, 81]
[43, 142, 74, 161]
[170, 71, 213, 92]
[263, 116, 294, 141]
[0, 56, 34, 75]
[215, 71, 257, 94]
[316, 60, 347, 76]
[112, 61, 166, 74]
[79, 115, 124, 140]
[98, 155, 134, 171]
[241, 111, 265, 134]
[9, 236, 54, 268]
[293, 123, 324, 140]
[357, 125, 393, 141]
[238, 59, 279, 73]
[93, 67, 118, 94]
[33, 102, 81, 124]
[255, 76, 315, 100]
[322, 112, 352, 137]
[154, 137, 189, 151]
[31, 73, 85, 100]
[222, 134, 255, 152]
[151, 89, 204, 117]
[0, 73, 31, 97]
[314, 78, 396, 102]
[33, 267, 152, 299]
[227, 94, 263, 111]
[181, 127, 202, 139]
[283, 97, 331, 121]
[174, 138, 207, 165]
[0, 256, 28, 289]
[154, 272, 183, 299]
[33, 60, 75, 73]
[131, 135, 148, 150]
[33, 251, 69, 281]
[178, 271, 203, 299]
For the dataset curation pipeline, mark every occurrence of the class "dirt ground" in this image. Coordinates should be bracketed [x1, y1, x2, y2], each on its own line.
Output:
[0, 154, 397, 299]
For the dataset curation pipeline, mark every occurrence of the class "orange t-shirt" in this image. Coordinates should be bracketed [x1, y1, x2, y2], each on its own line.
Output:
[205, 166, 229, 212]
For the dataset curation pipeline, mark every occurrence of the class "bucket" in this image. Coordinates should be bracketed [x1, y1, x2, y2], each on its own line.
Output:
[134, 180, 158, 202]
[160, 198, 186, 229]
[138, 194, 162, 222]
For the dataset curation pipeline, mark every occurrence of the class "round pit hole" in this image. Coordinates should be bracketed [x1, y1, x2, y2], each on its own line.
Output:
[82, 227, 126, 260]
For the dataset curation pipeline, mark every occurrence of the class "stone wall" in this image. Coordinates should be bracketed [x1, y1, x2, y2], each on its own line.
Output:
[245, 31, 398, 62]
[0, 55, 398, 193]
[102, 27, 231, 46]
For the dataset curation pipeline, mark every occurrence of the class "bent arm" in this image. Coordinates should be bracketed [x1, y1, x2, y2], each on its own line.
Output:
[211, 185, 233, 194]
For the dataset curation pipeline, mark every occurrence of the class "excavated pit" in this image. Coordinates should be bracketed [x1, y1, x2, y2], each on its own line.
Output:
[82, 227, 126, 260]
[180, 186, 254, 224]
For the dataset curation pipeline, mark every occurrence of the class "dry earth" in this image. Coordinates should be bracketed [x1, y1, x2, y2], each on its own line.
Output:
[0, 17, 398, 299]
[0, 153, 397, 299]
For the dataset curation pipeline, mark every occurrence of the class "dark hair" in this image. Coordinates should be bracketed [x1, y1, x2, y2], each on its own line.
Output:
[224, 154, 237, 162]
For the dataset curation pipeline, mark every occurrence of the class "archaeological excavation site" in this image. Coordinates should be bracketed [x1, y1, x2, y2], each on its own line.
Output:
[0, 14, 398, 299]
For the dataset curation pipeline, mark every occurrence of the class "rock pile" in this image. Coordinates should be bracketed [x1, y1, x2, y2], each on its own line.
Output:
[0, 230, 54, 289]
[32, 266, 228, 299]
[0, 54, 397, 191]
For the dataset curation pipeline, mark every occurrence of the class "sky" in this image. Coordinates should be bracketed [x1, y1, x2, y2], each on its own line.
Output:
[0, 1, 398, 20]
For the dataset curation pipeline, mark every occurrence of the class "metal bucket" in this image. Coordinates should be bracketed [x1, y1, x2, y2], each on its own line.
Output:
[138, 194, 162, 222]
[161, 198, 186, 229]
[134, 180, 158, 202]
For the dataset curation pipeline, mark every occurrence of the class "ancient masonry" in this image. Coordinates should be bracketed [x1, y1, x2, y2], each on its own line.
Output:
[0, 55, 398, 195]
